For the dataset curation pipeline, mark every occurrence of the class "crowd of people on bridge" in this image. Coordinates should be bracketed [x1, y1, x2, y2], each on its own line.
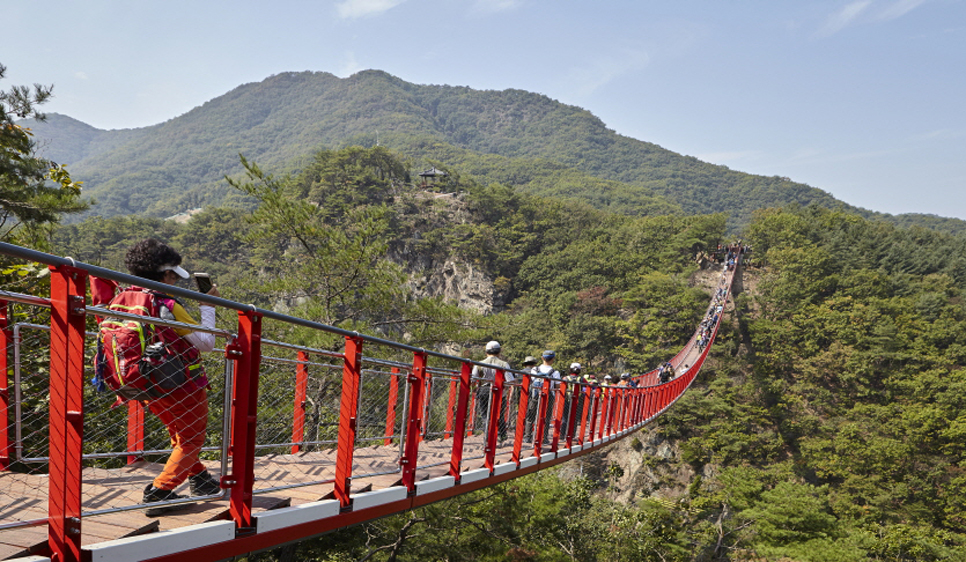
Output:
[470, 242, 743, 447]
[697, 286, 728, 351]
[106, 236, 741, 515]
[471, 345, 642, 446]
[713, 241, 750, 271]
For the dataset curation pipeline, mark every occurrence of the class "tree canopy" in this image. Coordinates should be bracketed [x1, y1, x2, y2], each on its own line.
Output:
[42, 147, 966, 561]
[0, 63, 87, 247]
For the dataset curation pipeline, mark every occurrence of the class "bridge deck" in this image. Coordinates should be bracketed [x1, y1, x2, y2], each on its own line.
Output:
[0, 435, 512, 560]
[0, 339, 712, 560]
[0, 240, 739, 562]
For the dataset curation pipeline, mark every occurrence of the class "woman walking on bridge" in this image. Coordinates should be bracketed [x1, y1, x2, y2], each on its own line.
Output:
[106, 239, 223, 516]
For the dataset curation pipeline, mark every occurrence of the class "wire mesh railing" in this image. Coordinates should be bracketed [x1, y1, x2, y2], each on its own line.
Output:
[0, 291, 235, 528]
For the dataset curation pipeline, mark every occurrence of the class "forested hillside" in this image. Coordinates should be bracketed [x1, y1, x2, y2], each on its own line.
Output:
[40, 147, 966, 561]
[53, 146, 724, 369]
[25, 70, 960, 232]
[249, 206, 966, 562]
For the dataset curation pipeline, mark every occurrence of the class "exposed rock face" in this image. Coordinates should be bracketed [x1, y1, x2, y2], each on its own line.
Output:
[560, 427, 699, 505]
[390, 191, 507, 315]
[405, 258, 503, 314]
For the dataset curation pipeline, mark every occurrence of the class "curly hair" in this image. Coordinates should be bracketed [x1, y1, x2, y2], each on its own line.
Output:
[125, 239, 182, 282]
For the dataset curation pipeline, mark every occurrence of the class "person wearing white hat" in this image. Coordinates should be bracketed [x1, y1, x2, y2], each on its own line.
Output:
[472, 341, 513, 442]
[122, 238, 223, 515]
[561, 362, 583, 438]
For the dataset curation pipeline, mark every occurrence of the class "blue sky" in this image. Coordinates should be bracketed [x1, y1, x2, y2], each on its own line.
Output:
[4, 0, 965, 219]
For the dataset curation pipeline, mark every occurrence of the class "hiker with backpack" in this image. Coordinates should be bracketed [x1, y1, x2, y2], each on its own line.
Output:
[471, 341, 513, 443]
[534, 350, 561, 444]
[98, 239, 222, 516]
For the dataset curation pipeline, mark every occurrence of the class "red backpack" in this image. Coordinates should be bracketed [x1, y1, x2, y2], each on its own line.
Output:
[95, 287, 205, 402]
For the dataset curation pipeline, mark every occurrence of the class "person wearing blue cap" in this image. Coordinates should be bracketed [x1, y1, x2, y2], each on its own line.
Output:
[531, 350, 560, 444]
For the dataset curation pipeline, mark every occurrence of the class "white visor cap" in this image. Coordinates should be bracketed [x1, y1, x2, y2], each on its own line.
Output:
[160, 264, 190, 279]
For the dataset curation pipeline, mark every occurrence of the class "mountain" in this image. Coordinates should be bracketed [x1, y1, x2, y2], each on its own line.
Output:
[22, 70, 966, 232]
[25, 114, 146, 165]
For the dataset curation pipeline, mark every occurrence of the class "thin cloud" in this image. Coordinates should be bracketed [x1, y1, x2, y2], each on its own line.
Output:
[878, 0, 927, 21]
[790, 147, 825, 162]
[817, 0, 874, 37]
[472, 0, 520, 14]
[336, 0, 405, 20]
[74, 71, 88, 80]
[911, 129, 961, 142]
[338, 52, 364, 77]
[567, 49, 650, 98]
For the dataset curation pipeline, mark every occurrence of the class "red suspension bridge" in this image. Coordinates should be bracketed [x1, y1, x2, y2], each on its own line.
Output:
[0, 241, 740, 562]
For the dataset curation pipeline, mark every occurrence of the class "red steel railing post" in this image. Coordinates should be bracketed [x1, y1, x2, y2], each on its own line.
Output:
[637, 386, 646, 422]
[512, 374, 531, 464]
[550, 381, 565, 451]
[47, 264, 87, 562]
[126, 401, 145, 464]
[577, 385, 591, 445]
[291, 351, 309, 453]
[334, 336, 363, 508]
[641, 387, 650, 420]
[612, 388, 622, 432]
[626, 387, 634, 426]
[418, 376, 431, 443]
[443, 378, 457, 439]
[566, 384, 581, 448]
[610, 388, 621, 433]
[467, 381, 477, 436]
[0, 301, 11, 471]
[483, 368, 505, 471]
[612, 388, 620, 432]
[598, 387, 610, 439]
[588, 386, 601, 441]
[630, 387, 638, 426]
[384, 367, 400, 446]
[632, 387, 642, 424]
[627, 388, 635, 428]
[622, 389, 632, 428]
[401, 352, 428, 491]
[619, 389, 626, 430]
[228, 310, 263, 533]
[533, 378, 551, 456]
[449, 362, 473, 476]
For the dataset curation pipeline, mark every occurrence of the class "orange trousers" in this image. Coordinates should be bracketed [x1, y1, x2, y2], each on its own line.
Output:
[148, 388, 208, 490]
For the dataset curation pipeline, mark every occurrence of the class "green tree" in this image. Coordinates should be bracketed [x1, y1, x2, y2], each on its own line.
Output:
[0, 64, 87, 247]
[227, 154, 405, 331]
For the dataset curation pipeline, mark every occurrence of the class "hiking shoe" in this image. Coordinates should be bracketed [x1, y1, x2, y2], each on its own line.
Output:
[141, 484, 189, 517]
[189, 470, 221, 496]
